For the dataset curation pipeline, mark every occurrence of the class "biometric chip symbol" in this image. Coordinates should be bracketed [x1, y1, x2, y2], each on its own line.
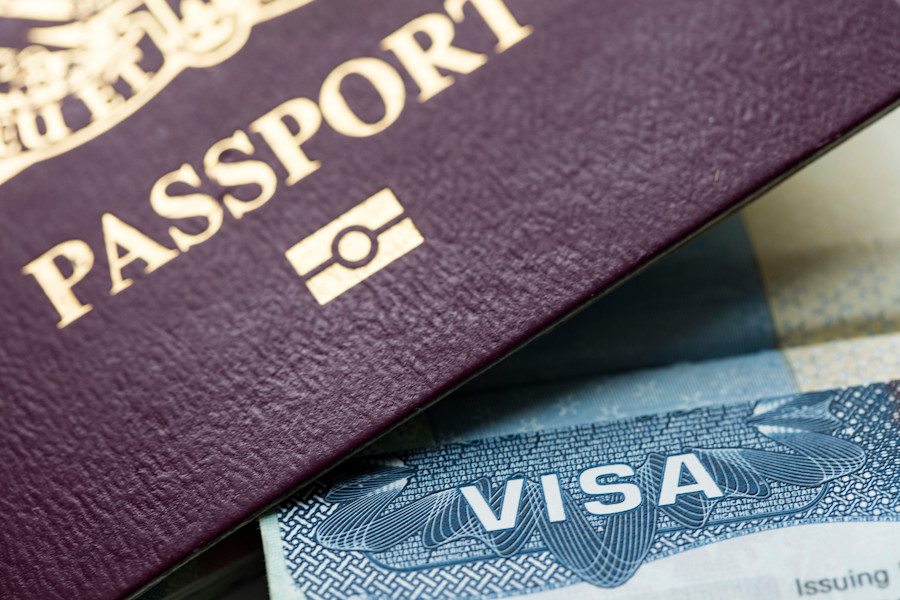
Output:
[285, 188, 424, 304]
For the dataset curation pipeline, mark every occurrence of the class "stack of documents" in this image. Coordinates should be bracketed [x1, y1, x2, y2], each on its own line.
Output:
[257, 106, 900, 600]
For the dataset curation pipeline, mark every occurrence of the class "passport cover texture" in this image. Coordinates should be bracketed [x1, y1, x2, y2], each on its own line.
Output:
[2, 0, 900, 598]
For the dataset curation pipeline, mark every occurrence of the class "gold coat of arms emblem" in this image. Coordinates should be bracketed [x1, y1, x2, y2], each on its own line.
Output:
[0, 0, 313, 185]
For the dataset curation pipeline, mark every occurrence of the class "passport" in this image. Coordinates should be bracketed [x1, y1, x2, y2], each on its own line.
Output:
[3, 1, 900, 599]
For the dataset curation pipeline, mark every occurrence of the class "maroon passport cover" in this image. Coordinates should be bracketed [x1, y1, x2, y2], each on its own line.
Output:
[2, 0, 900, 597]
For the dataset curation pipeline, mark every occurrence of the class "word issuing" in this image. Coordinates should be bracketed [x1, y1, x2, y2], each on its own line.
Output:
[794, 569, 891, 596]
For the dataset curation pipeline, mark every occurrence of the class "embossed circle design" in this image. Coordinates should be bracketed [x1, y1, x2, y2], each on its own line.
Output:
[332, 226, 379, 268]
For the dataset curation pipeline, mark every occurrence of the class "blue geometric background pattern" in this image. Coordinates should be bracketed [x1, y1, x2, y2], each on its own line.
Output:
[276, 383, 900, 599]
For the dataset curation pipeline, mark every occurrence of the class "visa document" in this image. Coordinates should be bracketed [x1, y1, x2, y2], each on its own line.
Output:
[262, 383, 899, 600]
[260, 109, 900, 598]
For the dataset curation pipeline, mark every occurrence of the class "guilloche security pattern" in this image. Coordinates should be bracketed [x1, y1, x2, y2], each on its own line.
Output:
[2, 1, 900, 598]
[272, 384, 897, 599]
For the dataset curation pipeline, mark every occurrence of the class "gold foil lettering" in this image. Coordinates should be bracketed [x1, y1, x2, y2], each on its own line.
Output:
[102, 213, 179, 295]
[16, 2, 540, 328]
[204, 130, 278, 219]
[150, 164, 224, 252]
[75, 79, 126, 120]
[113, 46, 155, 95]
[444, 0, 533, 52]
[15, 103, 71, 150]
[380, 13, 487, 102]
[319, 58, 407, 138]
[22, 240, 95, 328]
[0, 119, 22, 157]
[250, 98, 322, 185]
